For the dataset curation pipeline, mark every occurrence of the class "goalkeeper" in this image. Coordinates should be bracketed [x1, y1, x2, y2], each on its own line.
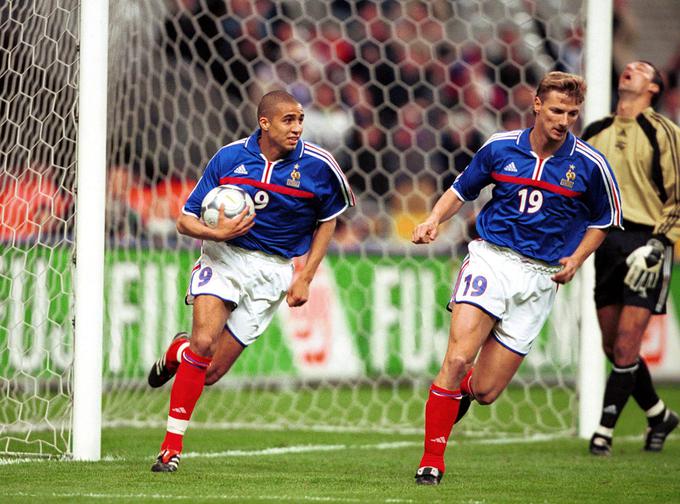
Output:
[582, 60, 679, 456]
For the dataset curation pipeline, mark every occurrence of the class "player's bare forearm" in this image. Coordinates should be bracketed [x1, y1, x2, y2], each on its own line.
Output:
[176, 208, 254, 242]
[287, 218, 336, 307]
[551, 228, 608, 284]
[412, 189, 465, 244]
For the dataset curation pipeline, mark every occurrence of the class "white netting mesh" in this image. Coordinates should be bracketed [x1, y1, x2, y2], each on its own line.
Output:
[1, 0, 587, 456]
[0, 0, 79, 455]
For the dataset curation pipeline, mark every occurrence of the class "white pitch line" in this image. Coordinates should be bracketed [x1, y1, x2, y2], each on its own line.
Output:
[3, 492, 416, 503]
[183, 440, 418, 458]
[0, 457, 49, 466]
[0, 434, 649, 466]
[0, 454, 123, 466]
[0, 441, 419, 465]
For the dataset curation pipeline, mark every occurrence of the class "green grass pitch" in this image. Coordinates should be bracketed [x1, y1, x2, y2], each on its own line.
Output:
[1, 387, 679, 504]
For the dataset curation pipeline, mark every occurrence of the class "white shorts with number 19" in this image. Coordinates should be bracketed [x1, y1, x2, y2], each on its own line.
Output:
[450, 239, 561, 355]
[186, 241, 294, 347]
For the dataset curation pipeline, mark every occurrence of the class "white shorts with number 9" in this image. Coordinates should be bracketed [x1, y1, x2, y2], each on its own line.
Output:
[186, 241, 294, 346]
[450, 239, 560, 355]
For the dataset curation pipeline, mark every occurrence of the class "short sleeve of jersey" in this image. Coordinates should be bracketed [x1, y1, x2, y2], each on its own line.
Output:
[584, 155, 623, 228]
[183, 149, 227, 217]
[451, 142, 494, 201]
[315, 155, 355, 221]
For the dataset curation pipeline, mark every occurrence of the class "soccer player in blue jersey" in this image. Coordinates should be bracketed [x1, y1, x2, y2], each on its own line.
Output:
[411, 72, 623, 485]
[148, 90, 355, 472]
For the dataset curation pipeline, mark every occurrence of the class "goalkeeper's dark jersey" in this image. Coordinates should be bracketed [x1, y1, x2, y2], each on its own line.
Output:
[582, 107, 680, 244]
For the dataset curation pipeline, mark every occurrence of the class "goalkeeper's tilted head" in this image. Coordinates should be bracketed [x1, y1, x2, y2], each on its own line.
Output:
[618, 60, 665, 108]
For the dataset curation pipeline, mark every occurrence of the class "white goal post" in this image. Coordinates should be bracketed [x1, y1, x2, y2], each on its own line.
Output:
[1, 0, 615, 461]
[72, 0, 109, 461]
[578, 0, 612, 440]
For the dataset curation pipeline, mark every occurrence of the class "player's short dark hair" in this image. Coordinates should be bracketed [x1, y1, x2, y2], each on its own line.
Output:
[257, 90, 300, 120]
[638, 60, 665, 108]
[536, 72, 587, 105]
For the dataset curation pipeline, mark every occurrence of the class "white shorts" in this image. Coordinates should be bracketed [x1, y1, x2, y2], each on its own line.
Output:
[186, 241, 294, 346]
[450, 239, 560, 355]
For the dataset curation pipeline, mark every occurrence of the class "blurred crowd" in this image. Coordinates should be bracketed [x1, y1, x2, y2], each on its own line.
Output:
[1, 0, 679, 252]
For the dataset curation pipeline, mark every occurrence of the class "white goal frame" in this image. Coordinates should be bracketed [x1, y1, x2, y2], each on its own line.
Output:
[72, 0, 109, 461]
[578, 0, 613, 439]
[71, 0, 613, 460]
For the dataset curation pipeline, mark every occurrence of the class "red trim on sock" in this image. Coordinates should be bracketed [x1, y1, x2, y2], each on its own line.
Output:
[419, 383, 462, 473]
[162, 351, 212, 452]
[431, 383, 456, 394]
[183, 348, 211, 369]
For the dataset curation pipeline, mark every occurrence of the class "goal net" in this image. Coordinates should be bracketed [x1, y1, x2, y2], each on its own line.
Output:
[1, 0, 588, 457]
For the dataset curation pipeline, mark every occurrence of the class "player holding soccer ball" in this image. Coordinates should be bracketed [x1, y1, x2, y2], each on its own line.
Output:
[582, 61, 680, 456]
[411, 72, 623, 485]
[148, 90, 354, 472]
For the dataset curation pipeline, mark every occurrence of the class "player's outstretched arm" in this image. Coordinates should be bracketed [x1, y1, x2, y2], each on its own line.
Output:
[287, 218, 337, 307]
[176, 206, 255, 242]
[551, 228, 608, 284]
[412, 189, 465, 244]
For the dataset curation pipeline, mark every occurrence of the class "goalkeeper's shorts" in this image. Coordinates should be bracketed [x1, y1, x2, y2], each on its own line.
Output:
[595, 224, 673, 314]
[185, 241, 294, 346]
[448, 239, 560, 355]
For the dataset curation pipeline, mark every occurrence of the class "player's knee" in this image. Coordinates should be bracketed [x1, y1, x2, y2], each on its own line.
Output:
[188, 335, 213, 357]
[441, 355, 468, 382]
[474, 387, 502, 405]
[601, 341, 614, 360]
[613, 334, 642, 364]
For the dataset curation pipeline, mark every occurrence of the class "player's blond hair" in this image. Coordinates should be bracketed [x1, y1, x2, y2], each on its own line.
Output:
[535, 72, 587, 104]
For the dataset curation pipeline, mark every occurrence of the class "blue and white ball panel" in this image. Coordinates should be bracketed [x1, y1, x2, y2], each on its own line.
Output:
[451, 240, 558, 355]
[186, 241, 294, 346]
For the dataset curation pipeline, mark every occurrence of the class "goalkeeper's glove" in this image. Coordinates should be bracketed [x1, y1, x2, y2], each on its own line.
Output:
[624, 237, 666, 292]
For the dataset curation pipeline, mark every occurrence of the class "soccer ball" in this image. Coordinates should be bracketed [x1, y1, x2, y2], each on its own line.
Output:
[201, 184, 255, 228]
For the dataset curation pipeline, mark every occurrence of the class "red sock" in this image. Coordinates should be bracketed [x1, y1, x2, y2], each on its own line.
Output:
[161, 348, 211, 452]
[419, 384, 463, 473]
[460, 368, 474, 397]
[165, 335, 190, 371]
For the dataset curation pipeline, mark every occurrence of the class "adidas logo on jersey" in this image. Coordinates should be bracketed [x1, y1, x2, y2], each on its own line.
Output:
[234, 164, 248, 174]
[502, 162, 517, 172]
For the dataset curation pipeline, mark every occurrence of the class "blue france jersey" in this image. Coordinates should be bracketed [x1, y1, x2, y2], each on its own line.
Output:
[452, 128, 623, 265]
[184, 130, 355, 258]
